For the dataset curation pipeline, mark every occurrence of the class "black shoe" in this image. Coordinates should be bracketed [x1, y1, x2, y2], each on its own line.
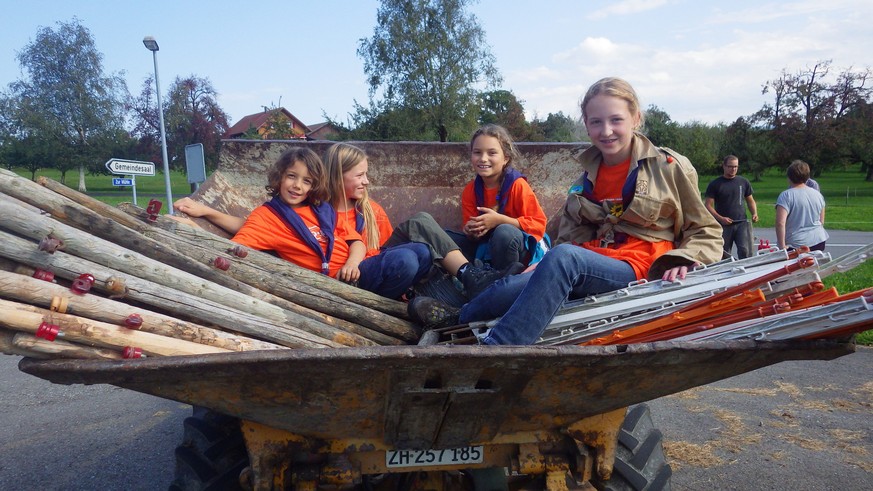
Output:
[461, 262, 525, 300]
[408, 296, 460, 329]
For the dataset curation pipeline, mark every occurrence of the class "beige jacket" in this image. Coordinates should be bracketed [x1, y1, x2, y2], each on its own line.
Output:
[556, 133, 723, 279]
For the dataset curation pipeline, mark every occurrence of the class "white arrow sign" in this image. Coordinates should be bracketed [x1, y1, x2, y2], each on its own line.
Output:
[105, 158, 156, 176]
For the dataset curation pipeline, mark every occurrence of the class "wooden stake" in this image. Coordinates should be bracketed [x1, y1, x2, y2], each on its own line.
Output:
[0, 298, 229, 357]
[0, 229, 344, 349]
[0, 196, 391, 346]
[0, 269, 283, 352]
[13, 332, 123, 360]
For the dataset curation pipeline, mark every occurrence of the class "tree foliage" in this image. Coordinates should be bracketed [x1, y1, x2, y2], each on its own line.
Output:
[163, 76, 230, 171]
[479, 90, 530, 140]
[357, 0, 501, 141]
[642, 105, 680, 148]
[5, 19, 128, 190]
[530, 112, 582, 142]
[753, 61, 872, 176]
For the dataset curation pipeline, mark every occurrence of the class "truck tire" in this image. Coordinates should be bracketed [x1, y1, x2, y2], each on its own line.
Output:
[168, 408, 248, 491]
[591, 404, 672, 491]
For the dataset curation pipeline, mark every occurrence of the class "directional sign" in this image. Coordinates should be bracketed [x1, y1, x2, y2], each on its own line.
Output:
[112, 178, 134, 186]
[105, 158, 155, 176]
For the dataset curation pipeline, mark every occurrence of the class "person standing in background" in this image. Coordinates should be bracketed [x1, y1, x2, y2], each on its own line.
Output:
[776, 159, 828, 251]
[705, 155, 759, 259]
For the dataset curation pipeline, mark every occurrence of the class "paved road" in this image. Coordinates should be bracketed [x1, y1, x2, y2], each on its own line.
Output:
[739, 228, 872, 262]
[1, 347, 870, 490]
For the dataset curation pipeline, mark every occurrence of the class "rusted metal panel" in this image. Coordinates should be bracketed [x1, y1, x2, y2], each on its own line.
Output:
[19, 339, 853, 448]
[190, 139, 588, 235]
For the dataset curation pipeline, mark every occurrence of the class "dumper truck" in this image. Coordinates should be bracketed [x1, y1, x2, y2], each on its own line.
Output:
[3, 140, 869, 490]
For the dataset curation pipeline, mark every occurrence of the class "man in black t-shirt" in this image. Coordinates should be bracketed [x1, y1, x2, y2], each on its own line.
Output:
[705, 155, 758, 259]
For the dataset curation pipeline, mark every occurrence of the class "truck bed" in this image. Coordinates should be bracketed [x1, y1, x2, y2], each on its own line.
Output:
[19, 339, 853, 449]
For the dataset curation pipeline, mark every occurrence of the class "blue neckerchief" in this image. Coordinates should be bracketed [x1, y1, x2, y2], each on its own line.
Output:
[355, 210, 365, 233]
[578, 160, 640, 207]
[265, 197, 336, 275]
[474, 168, 524, 214]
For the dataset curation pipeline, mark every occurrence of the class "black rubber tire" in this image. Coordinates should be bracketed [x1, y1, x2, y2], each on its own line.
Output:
[168, 407, 249, 491]
[591, 404, 672, 491]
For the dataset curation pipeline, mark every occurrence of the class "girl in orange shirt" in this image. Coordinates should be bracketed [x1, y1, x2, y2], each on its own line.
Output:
[447, 125, 549, 269]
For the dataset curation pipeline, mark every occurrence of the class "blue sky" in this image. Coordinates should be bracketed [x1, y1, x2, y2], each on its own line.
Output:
[2, 1, 871, 129]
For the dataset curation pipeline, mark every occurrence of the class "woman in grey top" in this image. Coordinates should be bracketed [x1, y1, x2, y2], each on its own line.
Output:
[775, 159, 828, 251]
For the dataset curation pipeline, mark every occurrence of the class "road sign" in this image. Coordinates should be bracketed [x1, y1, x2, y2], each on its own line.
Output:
[112, 178, 134, 186]
[105, 158, 155, 176]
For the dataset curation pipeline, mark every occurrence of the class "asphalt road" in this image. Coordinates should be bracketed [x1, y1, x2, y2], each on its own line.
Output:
[1, 347, 870, 490]
[739, 228, 871, 262]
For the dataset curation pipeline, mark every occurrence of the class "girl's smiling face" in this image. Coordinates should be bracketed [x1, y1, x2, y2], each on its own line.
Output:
[470, 134, 509, 185]
[343, 158, 369, 204]
[584, 94, 641, 165]
[279, 160, 313, 208]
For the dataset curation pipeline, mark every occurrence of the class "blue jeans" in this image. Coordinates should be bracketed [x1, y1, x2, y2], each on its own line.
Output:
[447, 224, 526, 269]
[358, 242, 432, 299]
[459, 243, 636, 345]
[722, 221, 754, 259]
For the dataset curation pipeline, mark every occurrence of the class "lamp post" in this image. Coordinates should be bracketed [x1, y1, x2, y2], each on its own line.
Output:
[143, 36, 174, 214]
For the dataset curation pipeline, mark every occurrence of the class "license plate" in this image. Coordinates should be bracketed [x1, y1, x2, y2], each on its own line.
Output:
[386, 446, 484, 468]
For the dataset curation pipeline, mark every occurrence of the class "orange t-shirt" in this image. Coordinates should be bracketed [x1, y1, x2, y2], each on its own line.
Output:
[232, 204, 360, 276]
[335, 200, 394, 258]
[581, 159, 673, 280]
[461, 177, 547, 240]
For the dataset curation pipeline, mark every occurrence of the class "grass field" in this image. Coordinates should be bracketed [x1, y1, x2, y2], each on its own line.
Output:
[12, 165, 873, 344]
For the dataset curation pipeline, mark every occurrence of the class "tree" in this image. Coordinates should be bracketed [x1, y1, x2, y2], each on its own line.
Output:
[479, 90, 530, 140]
[162, 75, 229, 171]
[755, 61, 871, 173]
[358, 0, 501, 141]
[7, 19, 127, 191]
[642, 105, 680, 148]
[530, 112, 581, 142]
[677, 121, 722, 175]
[840, 100, 873, 181]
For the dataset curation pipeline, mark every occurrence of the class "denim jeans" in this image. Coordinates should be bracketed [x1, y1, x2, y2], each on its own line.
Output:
[458, 243, 636, 345]
[383, 212, 460, 263]
[722, 221, 754, 259]
[358, 242, 432, 299]
[447, 224, 526, 269]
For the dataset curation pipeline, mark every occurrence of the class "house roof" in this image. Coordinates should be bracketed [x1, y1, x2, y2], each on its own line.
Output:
[224, 108, 311, 138]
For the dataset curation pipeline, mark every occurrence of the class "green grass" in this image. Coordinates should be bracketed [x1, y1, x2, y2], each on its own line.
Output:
[820, 258, 873, 345]
[12, 167, 194, 211]
[699, 165, 873, 231]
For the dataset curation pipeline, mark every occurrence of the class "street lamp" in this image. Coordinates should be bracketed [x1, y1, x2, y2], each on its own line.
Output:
[143, 36, 174, 214]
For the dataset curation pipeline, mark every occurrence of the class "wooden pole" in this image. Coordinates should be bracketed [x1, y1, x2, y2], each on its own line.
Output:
[13, 332, 123, 360]
[0, 298, 229, 357]
[0, 229, 344, 349]
[121, 205, 415, 339]
[0, 195, 392, 346]
[1, 173, 415, 340]
[36, 173, 408, 319]
[0, 327, 51, 359]
[0, 269, 284, 352]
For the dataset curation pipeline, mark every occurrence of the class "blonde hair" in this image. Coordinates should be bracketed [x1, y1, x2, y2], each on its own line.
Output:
[580, 77, 645, 129]
[323, 143, 380, 250]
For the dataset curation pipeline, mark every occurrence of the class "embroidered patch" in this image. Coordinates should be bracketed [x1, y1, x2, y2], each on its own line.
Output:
[636, 179, 649, 196]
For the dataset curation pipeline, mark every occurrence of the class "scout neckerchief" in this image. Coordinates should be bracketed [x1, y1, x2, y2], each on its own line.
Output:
[574, 160, 641, 248]
[265, 196, 336, 275]
[474, 168, 524, 214]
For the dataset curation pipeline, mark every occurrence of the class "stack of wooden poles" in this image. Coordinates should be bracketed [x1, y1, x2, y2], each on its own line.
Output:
[0, 168, 419, 361]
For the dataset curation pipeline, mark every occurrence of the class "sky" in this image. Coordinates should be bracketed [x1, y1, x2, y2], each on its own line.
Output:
[1, 0, 871, 130]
